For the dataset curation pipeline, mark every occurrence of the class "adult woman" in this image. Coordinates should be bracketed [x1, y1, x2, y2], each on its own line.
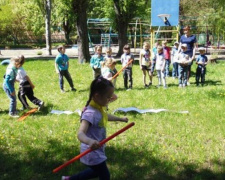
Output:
[179, 25, 197, 85]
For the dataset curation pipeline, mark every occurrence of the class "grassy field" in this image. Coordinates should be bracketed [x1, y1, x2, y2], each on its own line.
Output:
[0, 59, 224, 180]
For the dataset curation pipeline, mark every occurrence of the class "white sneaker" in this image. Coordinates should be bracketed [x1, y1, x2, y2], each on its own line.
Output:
[187, 82, 190, 86]
[62, 176, 70, 180]
[9, 112, 19, 118]
[38, 101, 44, 111]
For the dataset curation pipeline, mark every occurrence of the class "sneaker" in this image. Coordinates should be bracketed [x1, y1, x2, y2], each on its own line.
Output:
[126, 88, 132, 91]
[187, 82, 190, 86]
[71, 88, 77, 91]
[61, 89, 65, 93]
[62, 176, 70, 180]
[9, 112, 19, 118]
[179, 84, 183, 88]
[144, 84, 148, 88]
[164, 85, 168, 89]
[38, 101, 44, 111]
[149, 82, 152, 86]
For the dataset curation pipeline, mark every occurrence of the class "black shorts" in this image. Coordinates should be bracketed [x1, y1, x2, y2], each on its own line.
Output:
[141, 65, 151, 71]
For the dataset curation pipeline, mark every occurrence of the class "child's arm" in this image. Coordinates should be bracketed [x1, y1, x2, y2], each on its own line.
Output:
[55, 63, 59, 73]
[26, 75, 35, 89]
[139, 51, 143, 69]
[108, 114, 128, 123]
[67, 61, 69, 69]
[77, 120, 101, 150]
[161, 58, 166, 72]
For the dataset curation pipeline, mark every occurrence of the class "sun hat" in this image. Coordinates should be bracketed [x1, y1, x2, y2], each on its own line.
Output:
[181, 44, 187, 48]
[198, 47, 205, 51]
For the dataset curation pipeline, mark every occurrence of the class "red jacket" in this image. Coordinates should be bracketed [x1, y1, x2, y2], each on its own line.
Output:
[163, 46, 171, 60]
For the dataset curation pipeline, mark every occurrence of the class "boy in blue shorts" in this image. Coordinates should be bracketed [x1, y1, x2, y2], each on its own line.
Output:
[196, 47, 208, 86]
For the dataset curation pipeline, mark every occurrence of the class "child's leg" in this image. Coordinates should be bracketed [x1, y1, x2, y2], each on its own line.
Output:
[123, 69, 128, 89]
[201, 67, 206, 85]
[165, 60, 170, 76]
[142, 67, 147, 85]
[178, 66, 183, 86]
[161, 70, 167, 87]
[69, 161, 110, 180]
[59, 70, 64, 90]
[196, 67, 201, 85]
[64, 70, 75, 89]
[157, 70, 161, 85]
[183, 67, 188, 86]
[127, 68, 133, 88]
[18, 89, 30, 109]
[3, 85, 17, 114]
[25, 86, 42, 106]
[147, 68, 152, 85]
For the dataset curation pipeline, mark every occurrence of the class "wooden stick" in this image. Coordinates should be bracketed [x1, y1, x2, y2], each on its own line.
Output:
[112, 60, 133, 79]
[53, 122, 135, 173]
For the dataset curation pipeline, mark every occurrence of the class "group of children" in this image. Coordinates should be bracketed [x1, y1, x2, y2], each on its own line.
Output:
[2, 43, 209, 180]
[139, 41, 208, 88]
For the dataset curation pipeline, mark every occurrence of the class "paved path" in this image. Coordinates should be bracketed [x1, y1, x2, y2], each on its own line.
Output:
[0, 47, 224, 60]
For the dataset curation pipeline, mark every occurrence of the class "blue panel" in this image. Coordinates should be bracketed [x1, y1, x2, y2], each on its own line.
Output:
[151, 0, 179, 26]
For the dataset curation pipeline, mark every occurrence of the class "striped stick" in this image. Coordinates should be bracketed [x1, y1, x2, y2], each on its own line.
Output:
[53, 122, 135, 173]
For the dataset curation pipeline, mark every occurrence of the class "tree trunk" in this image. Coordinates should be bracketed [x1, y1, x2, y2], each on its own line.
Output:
[113, 0, 128, 57]
[72, 0, 90, 63]
[63, 20, 73, 44]
[117, 22, 128, 56]
[45, 0, 52, 55]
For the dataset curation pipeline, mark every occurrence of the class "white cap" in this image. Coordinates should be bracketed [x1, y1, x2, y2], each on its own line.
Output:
[198, 47, 205, 51]
[174, 41, 179, 45]
[181, 44, 187, 48]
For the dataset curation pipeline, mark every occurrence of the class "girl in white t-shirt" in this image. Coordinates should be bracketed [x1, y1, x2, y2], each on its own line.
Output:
[139, 42, 152, 88]
[16, 56, 44, 110]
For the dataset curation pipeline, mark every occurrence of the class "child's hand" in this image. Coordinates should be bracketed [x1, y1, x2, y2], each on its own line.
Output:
[11, 91, 15, 96]
[89, 139, 101, 150]
[121, 117, 128, 123]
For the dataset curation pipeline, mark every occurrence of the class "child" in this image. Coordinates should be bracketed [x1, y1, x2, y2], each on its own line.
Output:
[162, 40, 171, 77]
[101, 57, 117, 87]
[171, 42, 179, 78]
[55, 45, 76, 93]
[104, 47, 113, 60]
[175, 44, 192, 87]
[121, 44, 134, 90]
[62, 77, 128, 180]
[139, 42, 152, 87]
[151, 42, 159, 75]
[3, 56, 24, 117]
[196, 47, 208, 86]
[153, 46, 167, 88]
[90, 45, 104, 79]
[16, 55, 44, 111]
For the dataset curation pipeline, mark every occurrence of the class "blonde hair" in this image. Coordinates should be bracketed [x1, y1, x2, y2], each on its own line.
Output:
[143, 42, 150, 47]
[95, 45, 102, 52]
[11, 55, 25, 67]
[105, 47, 112, 54]
[101, 58, 116, 68]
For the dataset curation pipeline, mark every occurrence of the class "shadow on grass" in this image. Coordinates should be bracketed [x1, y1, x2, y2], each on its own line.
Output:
[0, 138, 224, 180]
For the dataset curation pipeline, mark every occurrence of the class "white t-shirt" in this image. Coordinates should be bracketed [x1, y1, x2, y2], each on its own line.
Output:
[16, 67, 27, 83]
[154, 53, 165, 70]
[140, 49, 151, 66]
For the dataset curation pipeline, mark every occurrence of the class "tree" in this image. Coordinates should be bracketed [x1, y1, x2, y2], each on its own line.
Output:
[72, 0, 90, 63]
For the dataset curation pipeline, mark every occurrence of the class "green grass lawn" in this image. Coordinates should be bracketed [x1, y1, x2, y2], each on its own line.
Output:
[0, 59, 224, 180]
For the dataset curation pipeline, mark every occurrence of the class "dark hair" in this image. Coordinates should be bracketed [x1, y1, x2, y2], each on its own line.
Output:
[123, 44, 130, 50]
[84, 76, 113, 107]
